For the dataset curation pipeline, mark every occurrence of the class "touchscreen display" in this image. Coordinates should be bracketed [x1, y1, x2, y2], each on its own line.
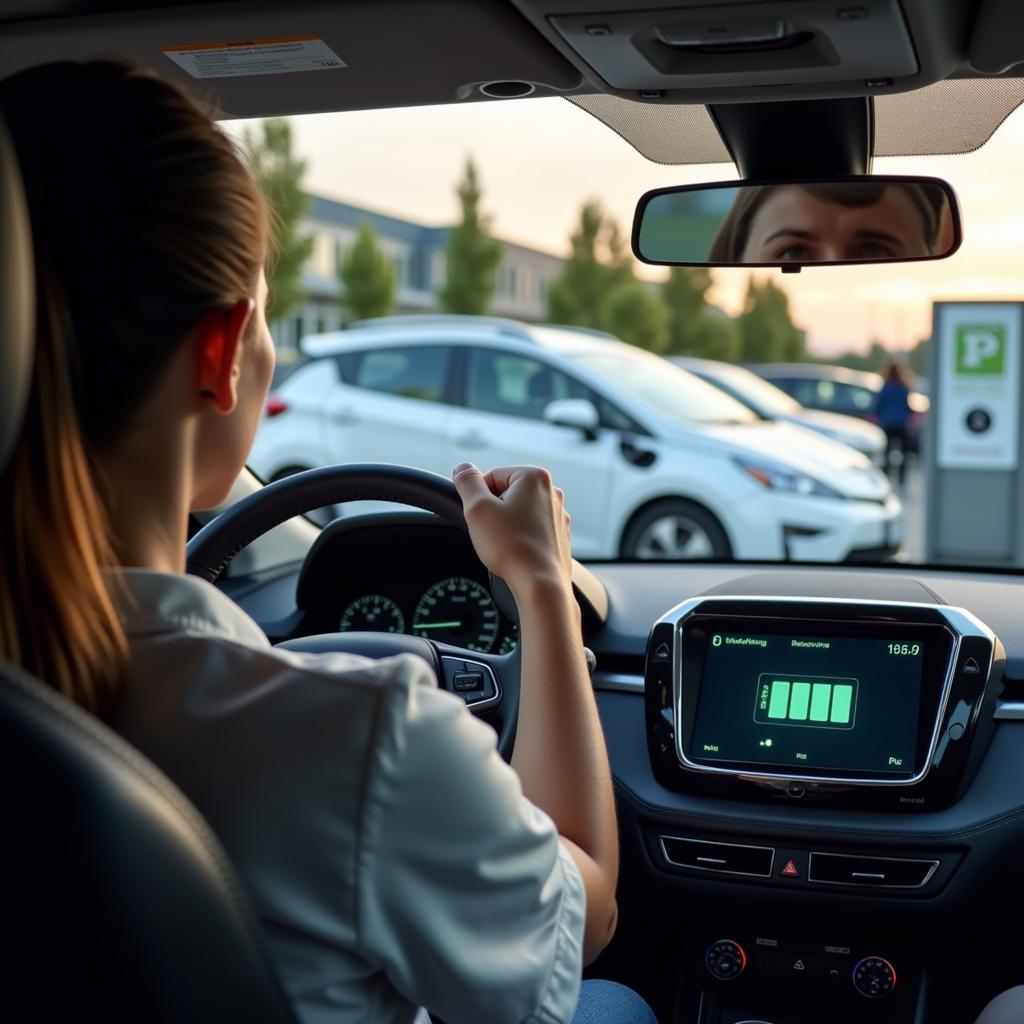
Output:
[689, 629, 925, 774]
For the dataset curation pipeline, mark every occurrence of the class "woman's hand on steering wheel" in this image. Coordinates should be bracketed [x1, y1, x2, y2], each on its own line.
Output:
[452, 463, 573, 599]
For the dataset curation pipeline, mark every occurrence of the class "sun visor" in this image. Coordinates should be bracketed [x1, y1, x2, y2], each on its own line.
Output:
[568, 76, 1024, 165]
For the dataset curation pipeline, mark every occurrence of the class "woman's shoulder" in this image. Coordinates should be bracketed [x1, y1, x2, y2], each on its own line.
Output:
[113, 566, 450, 767]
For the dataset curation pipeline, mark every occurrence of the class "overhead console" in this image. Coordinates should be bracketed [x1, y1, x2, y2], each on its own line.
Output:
[644, 586, 1004, 811]
[511, 0, 970, 104]
[550, 0, 917, 91]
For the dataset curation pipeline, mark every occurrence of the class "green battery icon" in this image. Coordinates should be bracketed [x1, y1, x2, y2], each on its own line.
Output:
[754, 675, 857, 730]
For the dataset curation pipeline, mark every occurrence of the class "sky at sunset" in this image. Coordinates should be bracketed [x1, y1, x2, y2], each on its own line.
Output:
[227, 96, 1024, 357]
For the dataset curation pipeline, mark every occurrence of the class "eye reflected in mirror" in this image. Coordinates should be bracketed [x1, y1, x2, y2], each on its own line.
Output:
[634, 176, 961, 269]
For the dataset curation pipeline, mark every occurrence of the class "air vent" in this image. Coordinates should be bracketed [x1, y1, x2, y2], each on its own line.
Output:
[661, 836, 775, 877]
[809, 852, 938, 888]
[995, 667, 1024, 719]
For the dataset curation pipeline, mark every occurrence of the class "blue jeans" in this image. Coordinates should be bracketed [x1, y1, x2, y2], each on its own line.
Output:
[571, 980, 658, 1024]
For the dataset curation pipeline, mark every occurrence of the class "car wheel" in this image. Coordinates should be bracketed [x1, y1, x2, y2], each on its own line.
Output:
[621, 500, 732, 561]
[268, 467, 340, 528]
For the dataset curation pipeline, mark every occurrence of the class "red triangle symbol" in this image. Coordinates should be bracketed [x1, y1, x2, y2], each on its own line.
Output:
[781, 859, 800, 877]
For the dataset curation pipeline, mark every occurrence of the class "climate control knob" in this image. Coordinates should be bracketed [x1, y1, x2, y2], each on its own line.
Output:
[705, 939, 747, 981]
[853, 956, 896, 999]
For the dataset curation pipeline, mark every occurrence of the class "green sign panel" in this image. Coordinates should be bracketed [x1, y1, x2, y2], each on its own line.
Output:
[955, 324, 1007, 375]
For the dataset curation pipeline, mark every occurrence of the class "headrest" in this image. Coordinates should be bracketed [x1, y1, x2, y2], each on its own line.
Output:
[0, 115, 33, 472]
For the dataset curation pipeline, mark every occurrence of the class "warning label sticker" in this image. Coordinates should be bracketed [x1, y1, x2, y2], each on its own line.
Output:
[162, 36, 346, 79]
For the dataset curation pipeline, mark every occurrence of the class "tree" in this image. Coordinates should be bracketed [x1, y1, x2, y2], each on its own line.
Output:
[907, 338, 928, 377]
[680, 313, 742, 362]
[338, 223, 395, 322]
[242, 118, 313, 321]
[737, 277, 805, 363]
[439, 158, 503, 315]
[661, 267, 741, 361]
[599, 280, 669, 353]
[547, 200, 633, 329]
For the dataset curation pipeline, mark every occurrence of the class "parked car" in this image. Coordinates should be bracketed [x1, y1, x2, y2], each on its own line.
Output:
[251, 315, 902, 562]
[671, 356, 886, 462]
[749, 363, 930, 453]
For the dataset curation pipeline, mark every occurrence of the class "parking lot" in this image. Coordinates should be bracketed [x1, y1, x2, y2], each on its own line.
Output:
[895, 459, 925, 564]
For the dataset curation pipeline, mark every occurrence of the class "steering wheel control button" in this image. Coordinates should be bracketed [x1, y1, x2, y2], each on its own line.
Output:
[780, 858, 801, 877]
[705, 939, 747, 981]
[453, 672, 484, 692]
[853, 956, 896, 999]
[440, 656, 501, 711]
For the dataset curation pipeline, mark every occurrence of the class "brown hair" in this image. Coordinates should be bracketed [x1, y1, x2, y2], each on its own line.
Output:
[883, 359, 913, 386]
[0, 62, 266, 717]
[709, 182, 943, 262]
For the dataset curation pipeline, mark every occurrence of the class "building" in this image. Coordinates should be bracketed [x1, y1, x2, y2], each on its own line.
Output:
[272, 194, 566, 355]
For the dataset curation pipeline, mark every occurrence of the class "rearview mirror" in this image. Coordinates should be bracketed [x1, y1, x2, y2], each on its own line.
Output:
[633, 175, 961, 271]
[544, 399, 599, 439]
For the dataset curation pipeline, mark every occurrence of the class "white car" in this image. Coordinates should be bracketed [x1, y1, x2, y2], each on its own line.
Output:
[671, 357, 887, 463]
[250, 316, 902, 562]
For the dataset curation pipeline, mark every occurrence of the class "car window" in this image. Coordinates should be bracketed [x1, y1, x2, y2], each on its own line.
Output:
[573, 350, 757, 426]
[711, 369, 802, 417]
[352, 346, 450, 402]
[764, 376, 799, 397]
[596, 395, 642, 433]
[465, 349, 588, 420]
[834, 383, 875, 414]
[784, 378, 827, 407]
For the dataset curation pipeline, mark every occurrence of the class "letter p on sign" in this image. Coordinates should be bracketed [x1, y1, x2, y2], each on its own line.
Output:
[956, 324, 1006, 375]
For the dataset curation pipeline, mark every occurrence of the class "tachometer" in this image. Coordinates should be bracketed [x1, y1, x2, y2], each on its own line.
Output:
[339, 594, 404, 634]
[413, 577, 499, 652]
[498, 624, 519, 655]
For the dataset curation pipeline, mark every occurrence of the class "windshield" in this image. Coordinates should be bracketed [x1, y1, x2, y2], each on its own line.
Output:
[229, 96, 1024, 569]
[697, 365, 803, 418]
[573, 351, 756, 426]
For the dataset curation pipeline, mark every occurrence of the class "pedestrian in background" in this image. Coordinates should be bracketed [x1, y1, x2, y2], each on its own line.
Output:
[873, 360, 914, 486]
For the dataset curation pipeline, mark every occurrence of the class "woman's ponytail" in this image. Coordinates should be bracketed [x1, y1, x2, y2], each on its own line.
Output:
[0, 61, 266, 716]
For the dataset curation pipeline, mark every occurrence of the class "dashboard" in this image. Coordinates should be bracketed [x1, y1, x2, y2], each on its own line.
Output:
[221, 520, 1024, 1024]
[292, 514, 518, 655]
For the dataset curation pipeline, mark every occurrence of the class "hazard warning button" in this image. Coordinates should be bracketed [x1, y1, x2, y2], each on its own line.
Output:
[780, 858, 801, 878]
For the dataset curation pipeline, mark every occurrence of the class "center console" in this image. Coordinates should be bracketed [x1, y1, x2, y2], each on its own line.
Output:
[638, 590, 1005, 1020]
[644, 596, 1003, 811]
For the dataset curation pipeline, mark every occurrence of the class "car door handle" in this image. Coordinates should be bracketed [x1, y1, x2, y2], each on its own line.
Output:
[331, 408, 359, 425]
[453, 430, 490, 448]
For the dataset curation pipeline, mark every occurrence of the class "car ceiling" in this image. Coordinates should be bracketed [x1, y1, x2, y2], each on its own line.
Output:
[0, 0, 1023, 164]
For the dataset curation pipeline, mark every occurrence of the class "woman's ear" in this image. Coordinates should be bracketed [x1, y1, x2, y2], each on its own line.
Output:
[196, 298, 256, 414]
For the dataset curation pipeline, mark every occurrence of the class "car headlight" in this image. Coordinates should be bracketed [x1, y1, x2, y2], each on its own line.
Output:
[734, 457, 843, 499]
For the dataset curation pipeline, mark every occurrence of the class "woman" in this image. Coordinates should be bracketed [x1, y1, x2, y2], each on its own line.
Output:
[709, 181, 944, 264]
[0, 61, 654, 1024]
[873, 360, 915, 487]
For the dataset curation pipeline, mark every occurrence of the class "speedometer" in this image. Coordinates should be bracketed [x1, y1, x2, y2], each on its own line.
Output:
[413, 577, 499, 652]
[339, 595, 404, 634]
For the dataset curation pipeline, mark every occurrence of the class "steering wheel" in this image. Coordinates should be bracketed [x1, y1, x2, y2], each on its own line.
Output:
[185, 464, 522, 757]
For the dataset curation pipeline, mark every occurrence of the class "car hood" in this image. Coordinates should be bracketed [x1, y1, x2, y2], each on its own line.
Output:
[657, 419, 890, 500]
[790, 409, 886, 448]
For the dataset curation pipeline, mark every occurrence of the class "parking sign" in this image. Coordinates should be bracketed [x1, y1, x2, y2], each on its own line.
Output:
[936, 304, 1021, 470]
